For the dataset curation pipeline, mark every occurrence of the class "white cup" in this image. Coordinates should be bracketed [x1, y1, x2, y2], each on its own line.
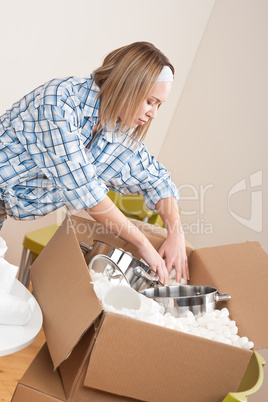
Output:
[103, 285, 141, 311]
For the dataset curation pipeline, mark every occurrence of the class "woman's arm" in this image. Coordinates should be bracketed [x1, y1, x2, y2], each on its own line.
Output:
[155, 197, 189, 283]
[86, 196, 169, 284]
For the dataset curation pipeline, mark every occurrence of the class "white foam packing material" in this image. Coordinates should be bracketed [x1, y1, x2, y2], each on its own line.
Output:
[0, 293, 35, 325]
[0, 237, 19, 294]
[91, 270, 254, 350]
[0, 237, 35, 325]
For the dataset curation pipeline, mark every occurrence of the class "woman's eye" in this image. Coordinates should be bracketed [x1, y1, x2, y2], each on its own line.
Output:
[147, 100, 153, 106]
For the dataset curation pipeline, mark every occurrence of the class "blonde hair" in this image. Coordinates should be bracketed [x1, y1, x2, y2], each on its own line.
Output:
[93, 42, 174, 141]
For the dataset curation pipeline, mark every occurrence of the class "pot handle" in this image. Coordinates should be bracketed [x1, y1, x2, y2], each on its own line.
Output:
[133, 267, 161, 286]
[80, 241, 93, 251]
[215, 292, 231, 302]
[88, 254, 128, 282]
[80, 241, 93, 255]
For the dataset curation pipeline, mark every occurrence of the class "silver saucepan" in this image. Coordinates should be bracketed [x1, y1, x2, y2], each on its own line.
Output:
[80, 240, 163, 292]
[139, 285, 231, 317]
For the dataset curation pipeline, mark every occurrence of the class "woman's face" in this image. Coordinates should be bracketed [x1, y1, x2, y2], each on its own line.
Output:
[121, 81, 173, 129]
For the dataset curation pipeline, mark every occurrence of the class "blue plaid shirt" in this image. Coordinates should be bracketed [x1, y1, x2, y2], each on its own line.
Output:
[0, 74, 179, 222]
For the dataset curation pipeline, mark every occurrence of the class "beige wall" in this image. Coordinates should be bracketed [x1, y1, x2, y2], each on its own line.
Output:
[0, 0, 215, 266]
[1, 0, 267, 262]
[159, 0, 268, 253]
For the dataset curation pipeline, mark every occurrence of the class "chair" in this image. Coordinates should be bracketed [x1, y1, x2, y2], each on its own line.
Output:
[107, 190, 164, 227]
[18, 224, 59, 288]
[223, 351, 265, 401]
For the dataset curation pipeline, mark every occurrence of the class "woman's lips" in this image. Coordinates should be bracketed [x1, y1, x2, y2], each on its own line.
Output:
[138, 119, 146, 125]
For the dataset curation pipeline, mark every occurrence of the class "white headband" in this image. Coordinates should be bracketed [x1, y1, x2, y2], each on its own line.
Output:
[157, 65, 174, 82]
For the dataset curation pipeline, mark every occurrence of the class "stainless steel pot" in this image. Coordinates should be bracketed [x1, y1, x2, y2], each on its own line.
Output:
[139, 285, 231, 317]
[80, 240, 162, 292]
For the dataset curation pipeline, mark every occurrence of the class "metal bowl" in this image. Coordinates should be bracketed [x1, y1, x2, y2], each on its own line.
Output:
[140, 285, 231, 317]
[80, 240, 162, 292]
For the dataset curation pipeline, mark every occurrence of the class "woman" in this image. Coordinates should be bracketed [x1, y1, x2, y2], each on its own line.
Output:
[0, 42, 188, 284]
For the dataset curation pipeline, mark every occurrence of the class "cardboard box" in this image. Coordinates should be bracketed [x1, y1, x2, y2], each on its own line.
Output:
[12, 214, 268, 401]
[11, 343, 66, 402]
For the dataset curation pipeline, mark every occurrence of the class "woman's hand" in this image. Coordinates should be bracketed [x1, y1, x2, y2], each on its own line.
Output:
[158, 232, 189, 283]
[86, 196, 169, 284]
[135, 237, 169, 285]
[156, 197, 189, 283]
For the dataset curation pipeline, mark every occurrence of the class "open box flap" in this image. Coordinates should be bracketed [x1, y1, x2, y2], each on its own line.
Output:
[84, 313, 251, 402]
[12, 343, 67, 402]
[59, 320, 100, 399]
[30, 217, 103, 370]
[189, 241, 268, 349]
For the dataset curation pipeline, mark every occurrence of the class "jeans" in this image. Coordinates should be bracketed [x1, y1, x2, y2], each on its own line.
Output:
[0, 203, 7, 230]
[0, 216, 6, 230]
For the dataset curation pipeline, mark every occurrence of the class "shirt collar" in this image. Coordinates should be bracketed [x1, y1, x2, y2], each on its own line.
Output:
[101, 124, 140, 152]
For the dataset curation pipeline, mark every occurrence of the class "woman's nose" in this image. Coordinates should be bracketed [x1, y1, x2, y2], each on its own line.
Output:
[147, 106, 158, 119]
